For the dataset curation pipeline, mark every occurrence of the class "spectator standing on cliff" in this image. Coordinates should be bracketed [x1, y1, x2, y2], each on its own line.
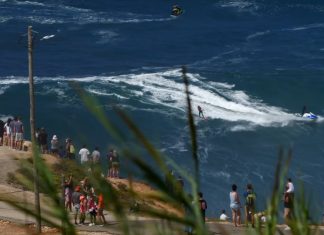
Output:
[38, 128, 48, 153]
[65, 138, 76, 159]
[230, 184, 241, 227]
[90, 146, 101, 173]
[14, 116, 24, 150]
[111, 149, 120, 178]
[35, 127, 43, 147]
[198, 192, 207, 223]
[9, 117, 16, 149]
[64, 174, 74, 212]
[284, 178, 295, 230]
[283, 186, 292, 230]
[243, 183, 256, 227]
[107, 149, 114, 178]
[79, 144, 90, 165]
[92, 146, 101, 164]
[58, 145, 65, 158]
[0, 119, 4, 146]
[3, 118, 12, 146]
[50, 135, 59, 156]
[286, 178, 294, 194]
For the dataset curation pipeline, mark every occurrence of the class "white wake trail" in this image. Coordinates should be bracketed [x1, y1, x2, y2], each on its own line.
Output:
[1, 70, 320, 127]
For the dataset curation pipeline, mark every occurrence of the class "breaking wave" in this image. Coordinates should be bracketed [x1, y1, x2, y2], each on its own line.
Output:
[0, 68, 313, 128]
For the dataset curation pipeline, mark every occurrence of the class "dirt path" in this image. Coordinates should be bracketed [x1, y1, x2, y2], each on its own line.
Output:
[0, 146, 30, 185]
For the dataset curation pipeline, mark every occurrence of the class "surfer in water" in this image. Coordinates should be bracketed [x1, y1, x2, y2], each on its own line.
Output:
[171, 5, 182, 16]
[198, 105, 205, 119]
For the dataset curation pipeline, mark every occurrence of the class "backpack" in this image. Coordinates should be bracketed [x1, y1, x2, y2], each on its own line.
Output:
[200, 199, 207, 210]
[70, 144, 75, 154]
[246, 192, 256, 207]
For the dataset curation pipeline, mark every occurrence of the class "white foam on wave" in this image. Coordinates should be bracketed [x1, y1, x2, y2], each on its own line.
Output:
[246, 30, 271, 40]
[230, 124, 256, 132]
[86, 88, 128, 100]
[218, 0, 259, 13]
[288, 4, 324, 14]
[0, 85, 10, 95]
[93, 30, 119, 44]
[2, 71, 321, 128]
[3, 1, 171, 25]
[57, 4, 91, 13]
[96, 17, 173, 24]
[285, 23, 324, 32]
[25, 16, 65, 24]
[117, 104, 178, 119]
[0, 16, 12, 23]
[0, 115, 13, 122]
[0, 76, 28, 85]
[208, 81, 235, 89]
[252, 171, 264, 181]
[13, 0, 45, 6]
[208, 170, 231, 181]
[65, 69, 303, 127]
[39, 85, 67, 98]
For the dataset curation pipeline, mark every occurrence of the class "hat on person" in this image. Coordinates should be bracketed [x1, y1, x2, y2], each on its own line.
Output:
[52, 135, 58, 140]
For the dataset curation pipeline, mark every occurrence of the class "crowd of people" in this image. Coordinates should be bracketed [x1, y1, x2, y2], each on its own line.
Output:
[224, 178, 294, 230]
[1, 118, 296, 230]
[0, 117, 122, 227]
[64, 175, 106, 226]
[0, 117, 24, 150]
[0, 117, 120, 179]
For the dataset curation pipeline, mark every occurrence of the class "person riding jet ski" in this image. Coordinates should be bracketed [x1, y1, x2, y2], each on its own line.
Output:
[171, 5, 183, 16]
[301, 105, 317, 120]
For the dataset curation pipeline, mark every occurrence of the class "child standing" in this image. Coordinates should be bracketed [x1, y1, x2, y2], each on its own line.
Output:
[79, 194, 87, 225]
[71, 186, 81, 225]
[88, 193, 97, 226]
[97, 192, 106, 225]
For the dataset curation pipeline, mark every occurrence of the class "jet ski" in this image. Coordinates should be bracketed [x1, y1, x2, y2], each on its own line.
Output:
[302, 112, 318, 120]
[171, 6, 183, 17]
[295, 112, 318, 120]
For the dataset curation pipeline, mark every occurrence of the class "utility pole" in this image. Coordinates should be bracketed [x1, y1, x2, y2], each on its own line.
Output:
[61, 174, 66, 235]
[28, 25, 41, 234]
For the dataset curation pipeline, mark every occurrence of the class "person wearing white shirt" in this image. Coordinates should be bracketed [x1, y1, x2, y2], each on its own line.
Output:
[220, 209, 229, 221]
[79, 144, 90, 164]
[286, 178, 294, 193]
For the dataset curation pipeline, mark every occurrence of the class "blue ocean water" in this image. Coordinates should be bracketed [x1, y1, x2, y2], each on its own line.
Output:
[1, 0, 324, 219]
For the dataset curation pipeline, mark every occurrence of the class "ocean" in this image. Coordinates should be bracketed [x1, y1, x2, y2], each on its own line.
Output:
[1, 0, 324, 220]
